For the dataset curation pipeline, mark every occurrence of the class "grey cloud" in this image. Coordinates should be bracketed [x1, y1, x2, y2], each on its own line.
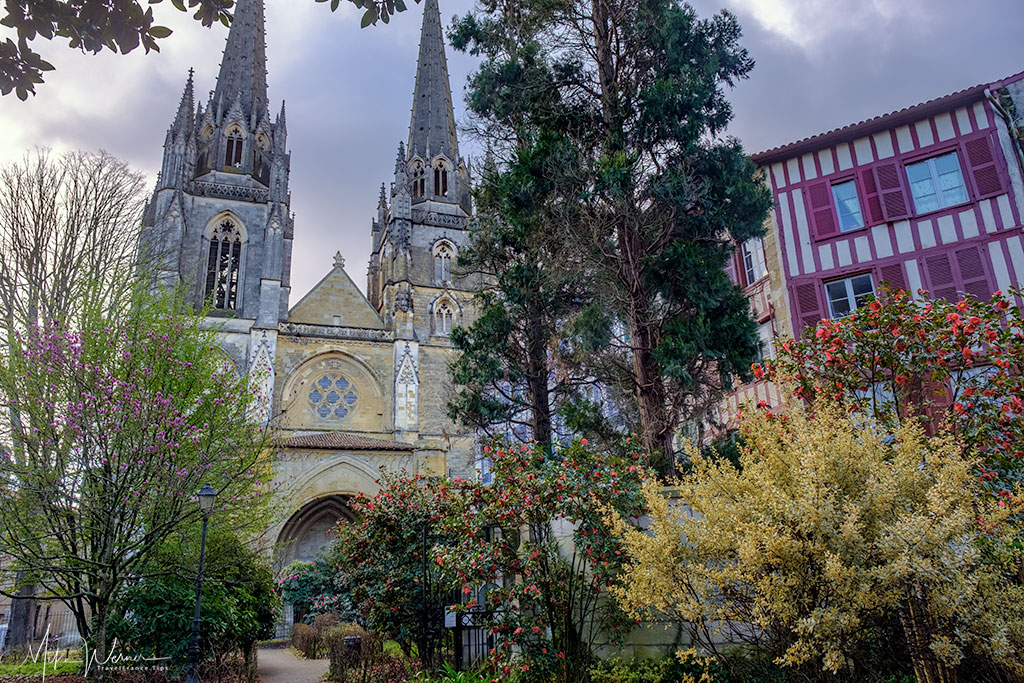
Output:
[0, 0, 1019, 302]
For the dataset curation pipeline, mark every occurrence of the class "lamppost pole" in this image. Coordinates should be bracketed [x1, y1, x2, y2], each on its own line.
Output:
[185, 483, 216, 683]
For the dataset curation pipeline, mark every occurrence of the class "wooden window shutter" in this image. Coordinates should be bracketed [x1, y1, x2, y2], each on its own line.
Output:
[806, 180, 837, 238]
[961, 135, 1004, 200]
[954, 245, 992, 302]
[859, 167, 884, 225]
[924, 253, 958, 302]
[878, 262, 908, 295]
[872, 161, 910, 221]
[793, 281, 824, 336]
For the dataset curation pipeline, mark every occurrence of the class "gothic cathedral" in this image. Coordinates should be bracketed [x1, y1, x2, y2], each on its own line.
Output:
[142, 0, 480, 572]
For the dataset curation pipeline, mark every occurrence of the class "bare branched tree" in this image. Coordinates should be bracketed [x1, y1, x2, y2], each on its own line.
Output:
[0, 149, 147, 333]
[0, 148, 146, 649]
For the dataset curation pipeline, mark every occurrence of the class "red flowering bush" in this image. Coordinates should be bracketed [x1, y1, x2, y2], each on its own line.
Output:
[433, 439, 648, 683]
[329, 470, 462, 670]
[326, 441, 647, 681]
[758, 287, 1024, 499]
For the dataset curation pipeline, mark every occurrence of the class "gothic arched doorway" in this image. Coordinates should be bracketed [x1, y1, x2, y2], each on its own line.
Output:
[276, 494, 355, 569]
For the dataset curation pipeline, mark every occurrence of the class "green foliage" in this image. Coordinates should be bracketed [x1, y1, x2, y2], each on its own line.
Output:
[414, 663, 493, 682]
[110, 526, 280, 671]
[329, 471, 461, 669]
[589, 654, 726, 683]
[0, 660, 82, 677]
[449, 131, 594, 448]
[278, 551, 357, 625]
[450, 0, 772, 471]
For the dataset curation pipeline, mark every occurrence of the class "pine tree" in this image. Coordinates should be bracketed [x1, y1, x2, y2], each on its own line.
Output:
[451, 0, 771, 472]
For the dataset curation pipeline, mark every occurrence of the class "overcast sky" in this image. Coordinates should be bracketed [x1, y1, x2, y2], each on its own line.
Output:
[0, 0, 1021, 304]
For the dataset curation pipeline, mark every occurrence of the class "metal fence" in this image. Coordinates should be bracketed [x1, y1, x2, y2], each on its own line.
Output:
[0, 603, 82, 654]
[450, 607, 493, 671]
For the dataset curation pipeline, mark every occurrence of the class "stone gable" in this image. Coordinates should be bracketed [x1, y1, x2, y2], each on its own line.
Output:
[288, 261, 385, 329]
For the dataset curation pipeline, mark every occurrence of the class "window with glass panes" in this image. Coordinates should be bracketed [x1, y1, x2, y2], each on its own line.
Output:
[831, 179, 864, 232]
[742, 238, 766, 285]
[905, 151, 968, 214]
[825, 273, 875, 318]
[756, 321, 775, 362]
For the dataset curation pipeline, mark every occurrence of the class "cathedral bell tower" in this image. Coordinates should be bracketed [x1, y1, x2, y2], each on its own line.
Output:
[142, 0, 293, 329]
[368, 0, 474, 342]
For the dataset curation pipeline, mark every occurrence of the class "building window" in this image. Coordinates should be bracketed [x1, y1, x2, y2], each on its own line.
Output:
[831, 179, 864, 232]
[477, 456, 493, 485]
[253, 135, 269, 184]
[412, 162, 425, 198]
[307, 373, 359, 420]
[756, 320, 775, 362]
[435, 300, 455, 334]
[434, 241, 454, 283]
[225, 129, 244, 168]
[825, 273, 875, 318]
[204, 219, 243, 310]
[434, 164, 449, 197]
[905, 151, 968, 214]
[741, 238, 766, 286]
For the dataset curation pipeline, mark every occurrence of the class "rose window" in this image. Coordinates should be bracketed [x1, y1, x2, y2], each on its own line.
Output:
[307, 373, 358, 420]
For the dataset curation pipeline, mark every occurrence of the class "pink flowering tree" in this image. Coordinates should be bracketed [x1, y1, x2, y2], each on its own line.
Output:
[0, 286, 276, 667]
[758, 287, 1024, 500]
[433, 439, 647, 683]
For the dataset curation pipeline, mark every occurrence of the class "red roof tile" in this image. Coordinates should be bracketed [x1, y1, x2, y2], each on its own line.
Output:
[284, 432, 415, 451]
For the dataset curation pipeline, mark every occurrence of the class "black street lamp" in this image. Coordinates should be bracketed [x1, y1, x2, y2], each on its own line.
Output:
[185, 483, 216, 683]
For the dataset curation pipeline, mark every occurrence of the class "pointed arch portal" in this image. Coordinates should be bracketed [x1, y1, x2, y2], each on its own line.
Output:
[276, 494, 355, 567]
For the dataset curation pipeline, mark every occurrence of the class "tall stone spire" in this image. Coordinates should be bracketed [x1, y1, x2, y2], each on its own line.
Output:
[407, 0, 458, 162]
[171, 69, 195, 137]
[213, 0, 268, 122]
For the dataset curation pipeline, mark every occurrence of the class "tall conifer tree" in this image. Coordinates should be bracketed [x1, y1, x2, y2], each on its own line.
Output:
[450, 0, 770, 472]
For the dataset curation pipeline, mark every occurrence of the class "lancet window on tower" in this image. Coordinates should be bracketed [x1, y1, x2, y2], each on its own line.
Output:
[225, 128, 244, 169]
[253, 134, 270, 184]
[433, 162, 449, 197]
[204, 218, 243, 310]
[193, 125, 212, 175]
[434, 299, 456, 335]
[411, 162, 425, 198]
[433, 241, 454, 284]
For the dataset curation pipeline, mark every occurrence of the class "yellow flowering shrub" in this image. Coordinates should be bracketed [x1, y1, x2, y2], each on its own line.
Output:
[610, 399, 1024, 681]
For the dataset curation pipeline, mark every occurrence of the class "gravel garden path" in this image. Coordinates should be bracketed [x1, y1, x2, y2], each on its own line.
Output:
[257, 647, 328, 683]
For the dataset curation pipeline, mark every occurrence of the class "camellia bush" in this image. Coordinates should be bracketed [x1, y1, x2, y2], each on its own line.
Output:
[611, 399, 1024, 683]
[326, 440, 648, 681]
[329, 470, 462, 670]
[757, 287, 1024, 498]
[433, 439, 648, 683]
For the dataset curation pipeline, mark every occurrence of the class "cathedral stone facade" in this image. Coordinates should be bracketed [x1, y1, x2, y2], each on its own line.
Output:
[142, 0, 480, 572]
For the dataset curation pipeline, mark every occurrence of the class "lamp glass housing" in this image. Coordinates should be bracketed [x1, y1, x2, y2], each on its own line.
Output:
[197, 484, 217, 514]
